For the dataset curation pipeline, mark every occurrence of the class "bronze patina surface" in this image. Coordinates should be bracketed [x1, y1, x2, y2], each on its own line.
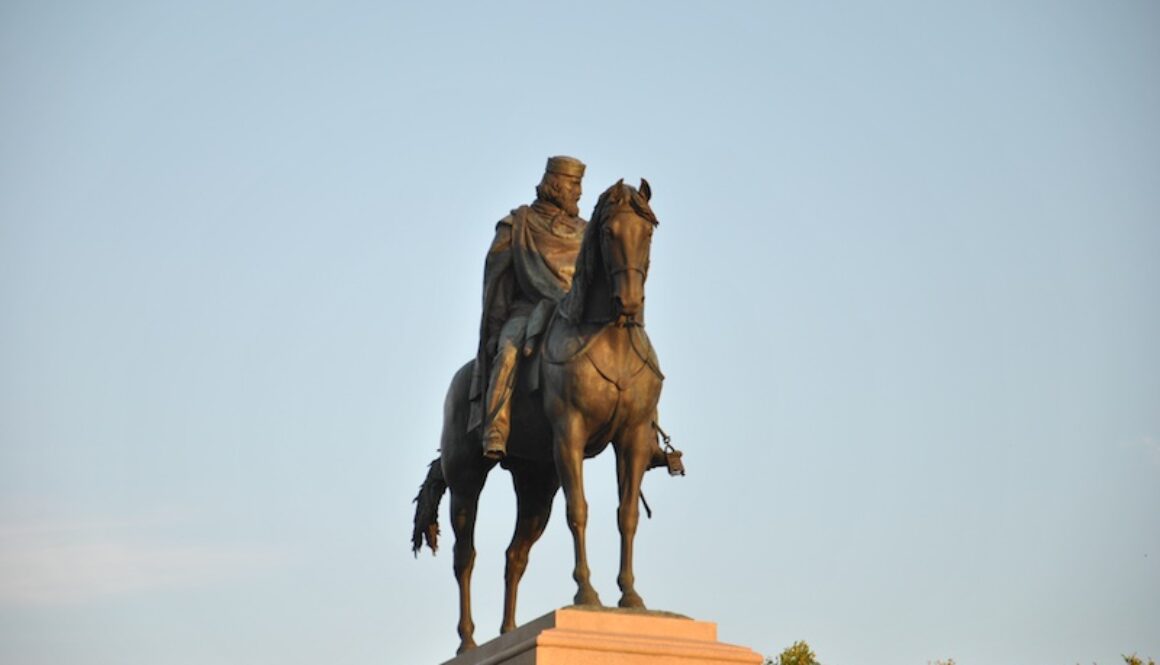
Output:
[413, 171, 680, 656]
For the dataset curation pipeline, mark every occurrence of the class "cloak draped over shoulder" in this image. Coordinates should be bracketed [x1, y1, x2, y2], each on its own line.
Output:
[467, 203, 586, 430]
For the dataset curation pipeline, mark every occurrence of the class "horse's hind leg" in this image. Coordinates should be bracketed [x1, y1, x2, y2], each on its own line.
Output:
[449, 479, 484, 654]
[501, 461, 559, 633]
[614, 425, 653, 609]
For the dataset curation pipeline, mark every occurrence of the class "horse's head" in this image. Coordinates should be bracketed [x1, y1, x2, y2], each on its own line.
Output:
[600, 179, 657, 322]
[560, 179, 659, 325]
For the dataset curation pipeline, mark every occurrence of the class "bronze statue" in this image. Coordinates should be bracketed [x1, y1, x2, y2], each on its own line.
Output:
[412, 176, 682, 655]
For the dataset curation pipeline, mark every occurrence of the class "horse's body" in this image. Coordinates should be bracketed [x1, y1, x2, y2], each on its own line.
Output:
[412, 180, 664, 654]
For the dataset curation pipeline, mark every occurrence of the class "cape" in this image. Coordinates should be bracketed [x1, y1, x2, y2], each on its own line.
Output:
[467, 204, 586, 430]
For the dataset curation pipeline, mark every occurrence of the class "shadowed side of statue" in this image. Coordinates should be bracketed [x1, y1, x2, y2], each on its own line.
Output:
[411, 179, 681, 655]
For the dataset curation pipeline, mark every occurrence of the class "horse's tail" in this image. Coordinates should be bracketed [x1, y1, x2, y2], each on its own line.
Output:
[411, 457, 446, 556]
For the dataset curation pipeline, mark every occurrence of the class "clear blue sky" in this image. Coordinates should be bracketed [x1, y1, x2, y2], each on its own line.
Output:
[2, 2, 1157, 664]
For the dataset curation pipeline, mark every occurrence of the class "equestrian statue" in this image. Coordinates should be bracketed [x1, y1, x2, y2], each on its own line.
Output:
[411, 157, 683, 655]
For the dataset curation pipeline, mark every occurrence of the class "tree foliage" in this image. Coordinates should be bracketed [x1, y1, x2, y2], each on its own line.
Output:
[767, 640, 820, 665]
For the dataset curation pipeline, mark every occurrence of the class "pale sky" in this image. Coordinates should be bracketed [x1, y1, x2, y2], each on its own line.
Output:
[2, 2, 1158, 664]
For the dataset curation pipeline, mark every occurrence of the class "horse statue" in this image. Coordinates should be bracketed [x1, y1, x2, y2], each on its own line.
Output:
[411, 179, 679, 655]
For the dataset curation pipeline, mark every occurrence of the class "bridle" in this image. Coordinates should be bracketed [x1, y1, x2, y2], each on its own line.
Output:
[600, 204, 655, 325]
[601, 205, 654, 280]
[609, 265, 648, 279]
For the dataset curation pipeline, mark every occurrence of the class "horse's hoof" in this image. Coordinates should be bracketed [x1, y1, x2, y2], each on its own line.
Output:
[574, 588, 602, 606]
[618, 591, 645, 609]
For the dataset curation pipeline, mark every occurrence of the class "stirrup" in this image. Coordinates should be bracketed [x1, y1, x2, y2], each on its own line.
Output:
[652, 421, 685, 477]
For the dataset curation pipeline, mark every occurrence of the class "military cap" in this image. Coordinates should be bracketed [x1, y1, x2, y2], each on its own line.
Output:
[545, 155, 586, 178]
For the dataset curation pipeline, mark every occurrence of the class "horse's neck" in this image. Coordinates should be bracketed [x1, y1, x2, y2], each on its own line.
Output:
[558, 316, 633, 361]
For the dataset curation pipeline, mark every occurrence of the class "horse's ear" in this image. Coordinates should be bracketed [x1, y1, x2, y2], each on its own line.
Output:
[639, 178, 651, 202]
[609, 178, 625, 201]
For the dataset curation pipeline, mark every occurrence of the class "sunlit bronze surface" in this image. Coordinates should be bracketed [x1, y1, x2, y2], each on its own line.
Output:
[413, 178, 674, 656]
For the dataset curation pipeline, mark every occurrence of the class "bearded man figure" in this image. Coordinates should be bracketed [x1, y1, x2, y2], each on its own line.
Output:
[469, 156, 587, 460]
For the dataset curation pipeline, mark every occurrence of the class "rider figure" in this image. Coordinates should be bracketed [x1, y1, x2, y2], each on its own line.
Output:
[469, 156, 587, 460]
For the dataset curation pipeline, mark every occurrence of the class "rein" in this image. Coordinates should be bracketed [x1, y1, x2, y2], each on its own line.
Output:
[540, 307, 607, 366]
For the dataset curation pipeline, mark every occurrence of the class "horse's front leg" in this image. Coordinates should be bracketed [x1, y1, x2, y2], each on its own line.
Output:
[614, 424, 653, 609]
[554, 416, 602, 606]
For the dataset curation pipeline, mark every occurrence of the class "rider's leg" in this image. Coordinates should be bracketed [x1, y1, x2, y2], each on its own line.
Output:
[482, 316, 526, 460]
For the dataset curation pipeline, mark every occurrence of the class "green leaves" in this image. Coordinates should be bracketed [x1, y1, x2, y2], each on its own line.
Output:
[773, 640, 820, 665]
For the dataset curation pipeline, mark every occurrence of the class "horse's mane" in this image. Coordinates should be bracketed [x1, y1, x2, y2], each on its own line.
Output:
[559, 180, 658, 323]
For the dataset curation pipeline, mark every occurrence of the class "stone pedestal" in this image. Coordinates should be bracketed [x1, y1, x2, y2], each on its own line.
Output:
[440, 607, 764, 665]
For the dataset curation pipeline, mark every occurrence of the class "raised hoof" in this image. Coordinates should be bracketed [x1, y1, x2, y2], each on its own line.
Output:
[618, 591, 646, 609]
[573, 587, 603, 607]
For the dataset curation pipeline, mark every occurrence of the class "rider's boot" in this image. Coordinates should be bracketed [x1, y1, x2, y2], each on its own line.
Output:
[483, 428, 507, 461]
[482, 401, 511, 461]
[482, 343, 518, 461]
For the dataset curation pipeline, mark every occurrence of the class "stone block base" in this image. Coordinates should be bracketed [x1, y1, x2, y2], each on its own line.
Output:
[440, 607, 763, 665]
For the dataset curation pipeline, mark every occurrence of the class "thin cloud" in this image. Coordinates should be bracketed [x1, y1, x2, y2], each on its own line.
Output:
[0, 515, 286, 606]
